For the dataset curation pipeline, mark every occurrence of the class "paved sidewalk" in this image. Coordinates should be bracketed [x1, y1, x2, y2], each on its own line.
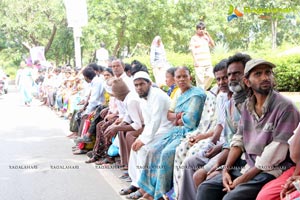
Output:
[59, 114, 130, 200]
[0, 88, 125, 200]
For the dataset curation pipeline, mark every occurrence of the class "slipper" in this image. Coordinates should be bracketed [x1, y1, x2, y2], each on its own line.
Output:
[119, 172, 129, 179]
[125, 177, 132, 182]
[126, 190, 142, 199]
[72, 147, 80, 152]
[119, 185, 138, 195]
[95, 157, 115, 165]
[120, 165, 128, 170]
[86, 151, 94, 158]
[73, 149, 88, 155]
[85, 156, 99, 164]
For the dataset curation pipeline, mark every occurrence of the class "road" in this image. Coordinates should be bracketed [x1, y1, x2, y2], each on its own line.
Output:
[0, 86, 127, 200]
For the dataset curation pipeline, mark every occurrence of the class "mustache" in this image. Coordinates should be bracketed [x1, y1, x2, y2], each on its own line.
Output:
[261, 80, 271, 84]
[229, 81, 241, 87]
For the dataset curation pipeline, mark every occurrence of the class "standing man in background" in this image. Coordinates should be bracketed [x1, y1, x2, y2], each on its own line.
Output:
[190, 21, 215, 90]
[96, 42, 109, 67]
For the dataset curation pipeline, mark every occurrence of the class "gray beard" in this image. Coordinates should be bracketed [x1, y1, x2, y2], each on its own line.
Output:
[229, 84, 243, 93]
[229, 82, 248, 106]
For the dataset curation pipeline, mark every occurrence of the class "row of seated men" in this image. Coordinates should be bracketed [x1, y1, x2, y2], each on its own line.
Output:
[66, 55, 300, 200]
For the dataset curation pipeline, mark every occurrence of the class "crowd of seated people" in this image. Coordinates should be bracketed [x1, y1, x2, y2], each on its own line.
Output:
[42, 55, 300, 200]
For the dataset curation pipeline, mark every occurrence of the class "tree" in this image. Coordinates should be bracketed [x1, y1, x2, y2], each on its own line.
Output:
[0, 0, 69, 64]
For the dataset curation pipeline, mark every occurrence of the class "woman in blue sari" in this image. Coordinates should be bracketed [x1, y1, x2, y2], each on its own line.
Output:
[137, 66, 206, 200]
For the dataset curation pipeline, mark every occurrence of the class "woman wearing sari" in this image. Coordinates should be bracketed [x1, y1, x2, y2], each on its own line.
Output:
[150, 36, 170, 87]
[137, 66, 206, 200]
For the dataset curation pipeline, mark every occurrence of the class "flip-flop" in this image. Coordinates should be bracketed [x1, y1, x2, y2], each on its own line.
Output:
[126, 190, 142, 199]
[85, 156, 99, 164]
[119, 172, 129, 179]
[86, 151, 94, 158]
[73, 149, 88, 155]
[119, 185, 138, 195]
[95, 157, 115, 165]
[125, 177, 132, 182]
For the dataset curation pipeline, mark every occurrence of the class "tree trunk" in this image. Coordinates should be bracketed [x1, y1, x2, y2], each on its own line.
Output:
[113, 16, 127, 57]
[45, 24, 57, 55]
[271, 19, 277, 49]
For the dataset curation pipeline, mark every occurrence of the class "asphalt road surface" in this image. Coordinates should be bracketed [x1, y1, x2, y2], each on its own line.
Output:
[0, 86, 128, 200]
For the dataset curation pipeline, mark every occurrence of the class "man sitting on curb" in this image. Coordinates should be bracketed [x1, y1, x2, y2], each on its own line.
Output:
[197, 59, 300, 200]
[119, 71, 174, 199]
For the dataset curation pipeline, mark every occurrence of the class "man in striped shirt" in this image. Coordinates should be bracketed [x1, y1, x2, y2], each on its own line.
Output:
[190, 21, 215, 90]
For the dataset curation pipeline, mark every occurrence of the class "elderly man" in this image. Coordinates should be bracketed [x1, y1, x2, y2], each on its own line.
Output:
[176, 53, 251, 200]
[100, 78, 144, 167]
[111, 59, 135, 91]
[119, 71, 173, 199]
[197, 59, 300, 200]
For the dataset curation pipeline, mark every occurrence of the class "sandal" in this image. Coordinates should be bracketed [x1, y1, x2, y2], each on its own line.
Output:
[125, 177, 132, 182]
[126, 190, 142, 199]
[72, 147, 80, 152]
[119, 185, 138, 195]
[119, 172, 129, 179]
[73, 149, 88, 155]
[120, 165, 128, 170]
[85, 156, 99, 164]
[95, 157, 115, 165]
[86, 151, 94, 158]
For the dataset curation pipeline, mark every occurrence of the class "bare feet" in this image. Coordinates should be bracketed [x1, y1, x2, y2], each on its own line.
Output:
[141, 193, 154, 200]
[67, 132, 78, 138]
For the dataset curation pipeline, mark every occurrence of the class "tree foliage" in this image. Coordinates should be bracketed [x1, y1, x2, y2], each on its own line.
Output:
[0, 0, 299, 69]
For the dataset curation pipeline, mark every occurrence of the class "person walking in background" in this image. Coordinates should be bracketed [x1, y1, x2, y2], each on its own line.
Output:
[19, 62, 35, 106]
[15, 61, 25, 90]
[96, 42, 109, 67]
[190, 21, 215, 90]
[150, 35, 170, 88]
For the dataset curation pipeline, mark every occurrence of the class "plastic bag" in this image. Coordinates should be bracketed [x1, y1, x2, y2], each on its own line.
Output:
[107, 135, 119, 157]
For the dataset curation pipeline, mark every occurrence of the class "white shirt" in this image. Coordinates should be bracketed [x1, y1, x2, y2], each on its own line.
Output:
[115, 73, 136, 119]
[216, 92, 229, 127]
[52, 74, 63, 89]
[96, 48, 109, 62]
[138, 87, 173, 144]
[120, 73, 135, 92]
[122, 91, 144, 131]
[85, 76, 105, 114]
[116, 99, 126, 119]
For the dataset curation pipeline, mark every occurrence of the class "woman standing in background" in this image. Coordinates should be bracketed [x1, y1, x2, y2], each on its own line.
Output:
[150, 36, 170, 87]
[19, 62, 34, 106]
